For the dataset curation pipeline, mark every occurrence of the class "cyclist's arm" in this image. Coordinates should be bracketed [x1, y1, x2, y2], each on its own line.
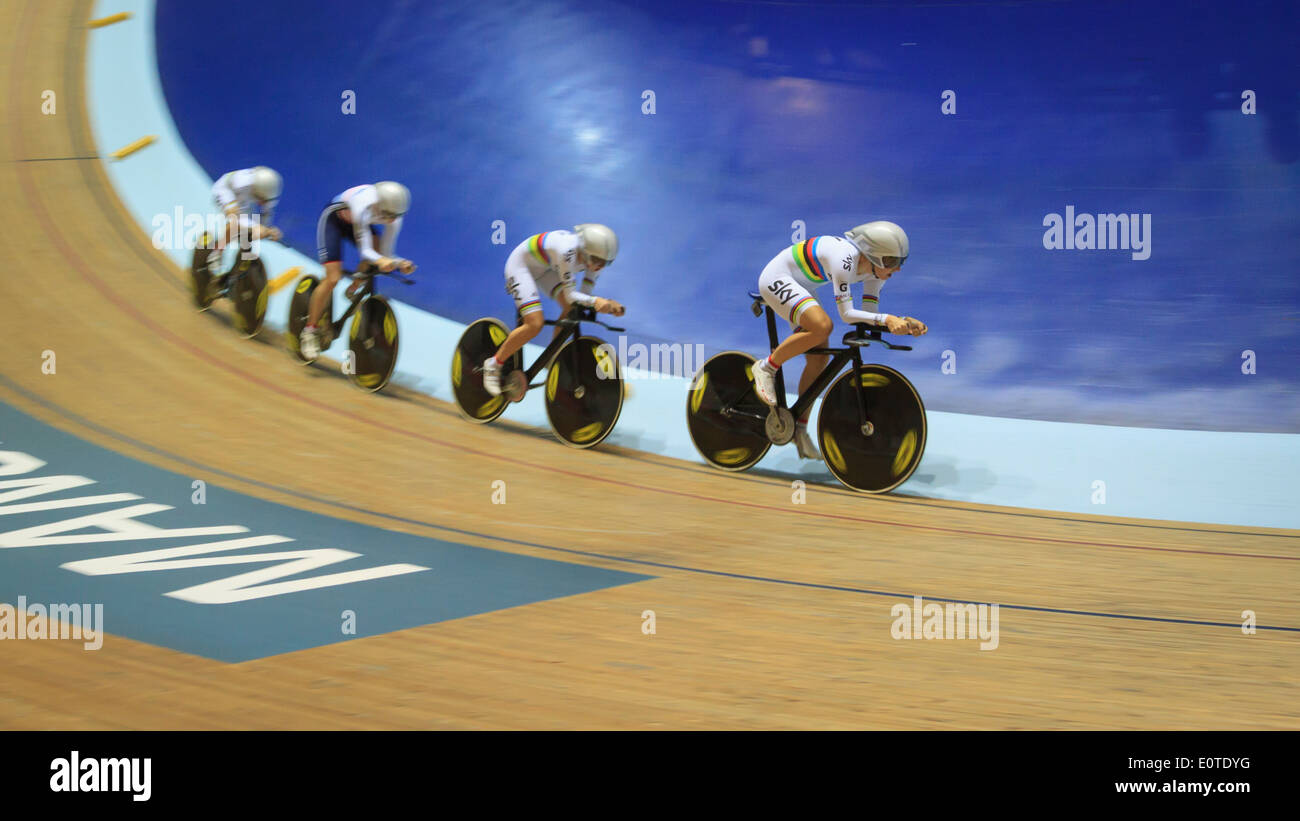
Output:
[832, 272, 888, 326]
[212, 173, 237, 213]
[859, 277, 884, 318]
[377, 215, 404, 260]
[338, 188, 383, 264]
[352, 217, 382, 264]
[559, 282, 623, 315]
[554, 236, 596, 306]
[556, 280, 597, 308]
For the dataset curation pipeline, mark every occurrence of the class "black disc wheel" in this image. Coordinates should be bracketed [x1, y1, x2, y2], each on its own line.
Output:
[685, 351, 772, 472]
[451, 318, 522, 423]
[348, 295, 399, 392]
[544, 336, 623, 448]
[189, 234, 216, 311]
[285, 274, 321, 363]
[228, 256, 268, 339]
[817, 364, 926, 493]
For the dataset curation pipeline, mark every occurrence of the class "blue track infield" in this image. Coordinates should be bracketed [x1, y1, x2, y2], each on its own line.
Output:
[0, 401, 650, 662]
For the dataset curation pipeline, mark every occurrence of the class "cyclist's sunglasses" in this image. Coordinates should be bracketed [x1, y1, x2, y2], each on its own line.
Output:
[880, 255, 906, 269]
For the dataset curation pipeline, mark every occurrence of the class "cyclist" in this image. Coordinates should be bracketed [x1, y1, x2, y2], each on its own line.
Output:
[750, 221, 927, 460]
[301, 181, 416, 361]
[208, 166, 283, 281]
[481, 224, 625, 396]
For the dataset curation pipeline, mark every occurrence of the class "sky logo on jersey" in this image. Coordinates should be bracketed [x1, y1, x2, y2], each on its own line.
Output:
[791, 237, 829, 284]
[0, 402, 649, 661]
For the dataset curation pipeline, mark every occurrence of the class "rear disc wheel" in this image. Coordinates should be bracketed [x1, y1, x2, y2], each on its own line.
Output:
[452, 317, 521, 423]
[230, 256, 268, 339]
[685, 351, 772, 472]
[286, 274, 321, 364]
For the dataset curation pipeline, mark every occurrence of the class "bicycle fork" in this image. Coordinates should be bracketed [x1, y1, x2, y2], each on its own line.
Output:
[569, 332, 587, 399]
[849, 347, 875, 437]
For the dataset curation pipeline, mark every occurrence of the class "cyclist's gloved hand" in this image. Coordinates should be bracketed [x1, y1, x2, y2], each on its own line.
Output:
[902, 317, 927, 336]
[885, 315, 911, 335]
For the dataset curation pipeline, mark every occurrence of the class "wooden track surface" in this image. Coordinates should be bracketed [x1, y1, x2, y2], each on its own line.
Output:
[2, 0, 1297, 729]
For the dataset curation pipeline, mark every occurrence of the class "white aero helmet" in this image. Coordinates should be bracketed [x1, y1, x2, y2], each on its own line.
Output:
[374, 181, 411, 218]
[574, 223, 618, 265]
[250, 166, 282, 202]
[845, 220, 909, 270]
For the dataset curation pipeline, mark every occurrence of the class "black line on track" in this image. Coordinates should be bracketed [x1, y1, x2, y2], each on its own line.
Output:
[2, 374, 1296, 636]
[15, 156, 100, 162]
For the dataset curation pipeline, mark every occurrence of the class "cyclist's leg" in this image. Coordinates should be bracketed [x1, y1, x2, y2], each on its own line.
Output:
[309, 262, 344, 328]
[780, 308, 831, 459]
[793, 342, 831, 459]
[549, 288, 573, 341]
[798, 349, 830, 397]
[771, 305, 831, 369]
[221, 210, 241, 253]
[789, 309, 831, 456]
[753, 262, 830, 404]
[230, 212, 260, 264]
[209, 194, 232, 250]
[756, 261, 830, 368]
[495, 261, 546, 362]
[497, 312, 544, 363]
[309, 205, 349, 329]
[482, 261, 545, 395]
[793, 296, 833, 389]
[205, 198, 234, 269]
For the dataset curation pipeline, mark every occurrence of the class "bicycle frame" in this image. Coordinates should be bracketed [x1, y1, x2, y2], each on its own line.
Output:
[520, 307, 624, 387]
[211, 242, 262, 285]
[756, 295, 909, 432]
[522, 317, 582, 385]
[328, 268, 412, 337]
[329, 277, 375, 337]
